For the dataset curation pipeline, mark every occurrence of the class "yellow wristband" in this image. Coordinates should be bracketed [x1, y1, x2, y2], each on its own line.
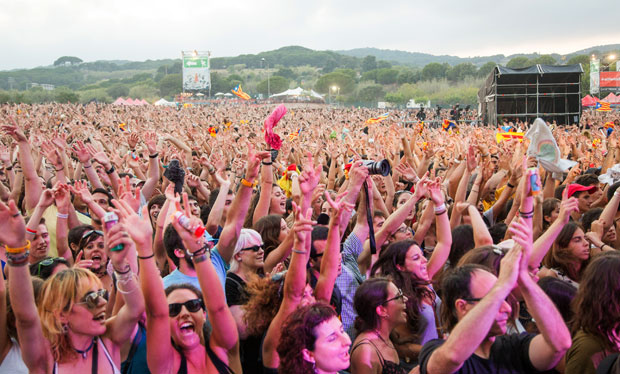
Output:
[240, 178, 257, 188]
[5, 240, 31, 254]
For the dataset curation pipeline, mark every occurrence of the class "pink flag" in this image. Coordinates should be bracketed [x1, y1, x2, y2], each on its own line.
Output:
[264, 104, 287, 150]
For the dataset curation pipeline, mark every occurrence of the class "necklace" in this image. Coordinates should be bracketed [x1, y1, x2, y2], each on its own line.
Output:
[75, 338, 95, 359]
[373, 330, 395, 350]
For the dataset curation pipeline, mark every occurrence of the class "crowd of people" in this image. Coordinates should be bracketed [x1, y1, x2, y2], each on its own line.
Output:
[0, 101, 619, 374]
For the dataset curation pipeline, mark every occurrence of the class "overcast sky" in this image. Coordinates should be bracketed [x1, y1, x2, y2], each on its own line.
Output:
[1, 0, 618, 70]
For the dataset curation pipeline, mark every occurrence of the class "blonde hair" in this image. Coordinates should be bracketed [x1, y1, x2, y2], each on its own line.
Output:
[229, 228, 263, 273]
[38, 268, 103, 363]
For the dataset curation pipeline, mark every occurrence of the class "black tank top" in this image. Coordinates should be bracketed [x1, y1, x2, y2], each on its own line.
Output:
[351, 339, 407, 374]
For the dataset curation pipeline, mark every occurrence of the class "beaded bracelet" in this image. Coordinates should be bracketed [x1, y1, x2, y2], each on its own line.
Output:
[6, 251, 30, 266]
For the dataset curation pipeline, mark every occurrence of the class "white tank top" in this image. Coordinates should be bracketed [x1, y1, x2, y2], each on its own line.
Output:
[0, 339, 29, 374]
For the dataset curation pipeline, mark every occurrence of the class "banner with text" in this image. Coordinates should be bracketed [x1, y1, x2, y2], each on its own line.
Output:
[600, 72, 620, 88]
[590, 59, 600, 95]
[182, 51, 211, 91]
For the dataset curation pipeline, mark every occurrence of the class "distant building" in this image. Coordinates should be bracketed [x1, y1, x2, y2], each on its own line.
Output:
[30, 83, 55, 91]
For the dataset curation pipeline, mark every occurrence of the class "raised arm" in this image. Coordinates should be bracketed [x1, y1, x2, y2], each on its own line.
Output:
[3, 121, 42, 212]
[140, 131, 161, 201]
[4, 199, 51, 372]
[205, 169, 231, 236]
[72, 140, 104, 189]
[513, 218, 572, 371]
[315, 191, 354, 303]
[217, 145, 271, 263]
[262, 205, 314, 369]
[252, 156, 274, 225]
[53, 183, 74, 264]
[171, 199, 240, 371]
[426, 178, 452, 279]
[425, 246, 521, 374]
[114, 200, 175, 373]
[529, 189, 579, 269]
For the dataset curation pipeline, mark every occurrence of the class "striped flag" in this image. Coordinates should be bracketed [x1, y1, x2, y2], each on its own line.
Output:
[596, 101, 611, 112]
[232, 84, 251, 100]
[118, 123, 128, 132]
[496, 132, 524, 143]
[442, 119, 457, 132]
[288, 129, 301, 141]
[365, 113, 389, 124]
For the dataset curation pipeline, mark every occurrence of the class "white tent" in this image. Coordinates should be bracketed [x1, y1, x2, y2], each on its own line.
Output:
[154, 98, 176, 107]
[270, 87, 324, 101]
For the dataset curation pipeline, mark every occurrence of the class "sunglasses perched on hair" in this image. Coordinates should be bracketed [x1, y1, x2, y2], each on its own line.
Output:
[82, 230, 104, 240]
[168, 299, 204, 317]
[76, 289, 109, 309]
[240, 244, 265, 252]
[35, 257, 67, 277]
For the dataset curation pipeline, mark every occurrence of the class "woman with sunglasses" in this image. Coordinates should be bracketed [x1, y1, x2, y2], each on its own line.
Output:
[226, 228, 267, 374]
[4, 198, 145, 373]
[131, 196, 241, 374]
[368, 178, 451, 368]
[350, 277, 409, 374]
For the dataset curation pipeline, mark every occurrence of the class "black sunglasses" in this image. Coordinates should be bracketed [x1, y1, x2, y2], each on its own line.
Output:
[168, 299, 204, 317]
[240, 244, 265, 252]
[378, 289, 405, 306]
[76, 289, 109, 309]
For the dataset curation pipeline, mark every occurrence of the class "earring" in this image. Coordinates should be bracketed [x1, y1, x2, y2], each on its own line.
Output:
[62, 323, 68, 334]
[312, 361, 317, 374]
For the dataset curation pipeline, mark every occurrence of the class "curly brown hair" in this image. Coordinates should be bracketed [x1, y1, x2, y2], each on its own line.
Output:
[243, 275, 284, 336]
[571, 252, 620, 350]
[277, 302, 337, 374]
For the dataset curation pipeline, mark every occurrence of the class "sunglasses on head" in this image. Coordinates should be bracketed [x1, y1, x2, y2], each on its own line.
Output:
[240, 244, 265, 252]
[76, 289, 109, 309]
[35, 257, 67, 277]
[168, 299, 204, 317]
[81, 230, 103, 240]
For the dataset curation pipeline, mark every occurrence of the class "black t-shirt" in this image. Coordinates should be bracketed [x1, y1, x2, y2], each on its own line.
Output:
[225, 272, 247, 307]
[419, 333, 545, 374]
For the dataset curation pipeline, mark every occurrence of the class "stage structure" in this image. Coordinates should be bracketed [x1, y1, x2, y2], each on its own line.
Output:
[182, 50, 211, 93]
[478, 64, 583, 126]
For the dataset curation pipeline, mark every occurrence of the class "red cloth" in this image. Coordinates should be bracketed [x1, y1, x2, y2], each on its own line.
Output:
[264, 104, 287, 150]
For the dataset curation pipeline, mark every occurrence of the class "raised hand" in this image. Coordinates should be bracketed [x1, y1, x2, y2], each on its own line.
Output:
[53, 183, 71, 211]
[558, 188, 579, 221]
[299, 152, 323, 195]
[427, 177, 445, 206]
[85, 143, 111, 168]
[41, 141, 63, 169]
[73, 250, 94, 269]
[112, 200, 153, 249]
[2, 117, 28, 142]
[245, 143, 271, 181]
[324, 190, 354, 220]
[466, 145, 477, 172]
[0, 199, 26, 248]
[71, 140, 92, 164]
[395, 161, 418, 182]
[118, 176, 141, 213]
[127, 132, 140, 150]
[186, 173, 201, 189]
[103, 219, 134, 269]
[291, 201, 314, 246]
[508, 217, 534, 280]
[0, 144, 11, 165]
[70, 180, 94, 205]
[37, 188, 56, 210]
[143, 131, 158, 155]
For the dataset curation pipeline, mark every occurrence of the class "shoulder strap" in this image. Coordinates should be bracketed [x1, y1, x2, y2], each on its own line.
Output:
[351, 339, 385, 367]
[92, 338, 98, 374]
[205, 341, 235, 374]
[122, 324, 144, 374]
[98, 338, 121, 374]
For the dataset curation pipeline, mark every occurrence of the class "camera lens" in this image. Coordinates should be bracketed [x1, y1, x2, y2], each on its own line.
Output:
[362, 159, 391, 176]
